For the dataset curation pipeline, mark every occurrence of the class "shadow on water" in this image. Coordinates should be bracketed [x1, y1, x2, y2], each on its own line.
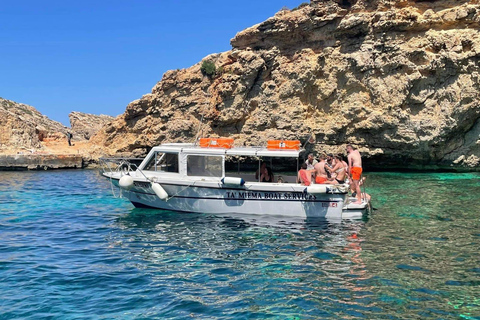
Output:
[116, 206, 369, 231]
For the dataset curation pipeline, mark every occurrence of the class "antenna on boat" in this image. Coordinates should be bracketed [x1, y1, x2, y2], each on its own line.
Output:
[302, 133, 316, 149]
[193, 103, 209, 146]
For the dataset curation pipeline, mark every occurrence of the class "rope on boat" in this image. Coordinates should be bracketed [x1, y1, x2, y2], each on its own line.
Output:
[109, 174, 121, 199]
[165, 181, 197, 201]
[193, 100, 210, 146]
[103, 158, 141, 199]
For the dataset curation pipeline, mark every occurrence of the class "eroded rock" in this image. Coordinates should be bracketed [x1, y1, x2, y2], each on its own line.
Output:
[69, 111, 114, 140]
[91, 0, 480, 170]
[0, 97, 67, 152]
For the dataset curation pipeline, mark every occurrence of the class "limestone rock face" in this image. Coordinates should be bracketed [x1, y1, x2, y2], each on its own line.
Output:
[0, 97, 67, 152]
[69, 112, 114, 140]
[92, 0, 480, 170]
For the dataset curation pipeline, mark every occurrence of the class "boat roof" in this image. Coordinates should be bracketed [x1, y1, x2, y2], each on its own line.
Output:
[151, 143, 305, 158]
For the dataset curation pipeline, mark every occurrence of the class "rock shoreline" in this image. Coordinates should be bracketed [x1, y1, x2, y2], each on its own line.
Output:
[2, 1, 480, 171]
[0, 154, 84, 171]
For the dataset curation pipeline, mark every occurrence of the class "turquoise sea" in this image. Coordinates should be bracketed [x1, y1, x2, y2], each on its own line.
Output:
[0, 170, 479, 319]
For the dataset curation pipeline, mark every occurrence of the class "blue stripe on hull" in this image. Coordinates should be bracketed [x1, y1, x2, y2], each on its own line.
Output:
[127, 189, 341, 203]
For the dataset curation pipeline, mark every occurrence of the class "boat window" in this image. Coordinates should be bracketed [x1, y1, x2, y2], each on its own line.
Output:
[143, 152, 179, 173]
[225, 156, 300, 183]
[187, 155, 223, 177]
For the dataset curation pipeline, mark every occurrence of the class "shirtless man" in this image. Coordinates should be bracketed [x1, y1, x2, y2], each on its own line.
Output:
[314, 154, 329, 184]
[325, 154, 336, 178]
[347, 144, 363, 204]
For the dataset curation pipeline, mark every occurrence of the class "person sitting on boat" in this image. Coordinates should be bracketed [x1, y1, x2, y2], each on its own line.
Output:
[314, 154, 329, 184]
[326, 153, 336, 167]
[305, 153, 318, 170]
[297, 163, 312, 186]
[325, 154, 335, 178]
[255, 162, 274, 182]
[326, 154, 347, 184]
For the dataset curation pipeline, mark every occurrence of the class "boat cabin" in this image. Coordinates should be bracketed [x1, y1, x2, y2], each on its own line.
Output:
[138, 140, 305, 184]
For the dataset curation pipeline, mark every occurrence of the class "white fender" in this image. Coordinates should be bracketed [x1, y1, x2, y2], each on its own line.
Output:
[306, 184, 328, 194]
[151, 182, 168, 200]
[221, 177, 245, 186]
[119, 175, 134, 190]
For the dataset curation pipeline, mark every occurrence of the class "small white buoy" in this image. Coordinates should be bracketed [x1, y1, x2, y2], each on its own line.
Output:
[221, 177, 245, 186]
[119, 175, 134, 190]
[306, 185, 328, 194]
[151, 182, 168, 200]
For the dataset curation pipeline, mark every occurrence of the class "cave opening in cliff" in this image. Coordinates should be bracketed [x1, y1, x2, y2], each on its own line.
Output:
[339, 0, 354, 8]
[36, 129, 45, 142]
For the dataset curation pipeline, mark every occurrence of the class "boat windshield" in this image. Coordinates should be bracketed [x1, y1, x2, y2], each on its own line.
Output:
[143, 152, 179, 173]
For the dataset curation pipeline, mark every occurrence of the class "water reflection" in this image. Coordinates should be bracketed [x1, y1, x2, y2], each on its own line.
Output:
[1, 170, 479, 319]
[361, 172, 480, 319]
[110, 209, 375, 318]
[109, 182, 480, 319]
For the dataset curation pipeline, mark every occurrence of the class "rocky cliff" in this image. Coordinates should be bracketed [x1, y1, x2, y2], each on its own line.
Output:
[0, 97, 115, 161]
[69, 112, 114, 140]
[91, 0, 480, 170]
[0, 97, 67, 152]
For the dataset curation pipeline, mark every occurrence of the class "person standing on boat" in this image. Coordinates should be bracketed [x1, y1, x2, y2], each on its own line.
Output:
[347, 144, 363, 204]
[314, 154, 329, 184]
[305, 153, 318, 170]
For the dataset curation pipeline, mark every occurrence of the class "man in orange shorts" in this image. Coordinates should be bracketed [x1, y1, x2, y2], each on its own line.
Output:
[347, 144, 363, 204]
[314, 154, 329, 184]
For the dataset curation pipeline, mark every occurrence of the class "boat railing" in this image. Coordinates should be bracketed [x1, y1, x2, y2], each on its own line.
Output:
[99, 157, 157, 183]
[99, 157, 143, 175]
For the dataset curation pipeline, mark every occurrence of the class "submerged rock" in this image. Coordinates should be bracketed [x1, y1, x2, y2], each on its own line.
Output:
[94, 1, 480, 170]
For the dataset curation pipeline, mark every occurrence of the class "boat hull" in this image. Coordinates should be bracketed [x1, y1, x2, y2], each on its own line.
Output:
[110, 177, 362, 219]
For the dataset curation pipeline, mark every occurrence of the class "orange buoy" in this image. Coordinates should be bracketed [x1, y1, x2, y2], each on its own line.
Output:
[267, 140, 301, 150]
[199, 138, 234, 149]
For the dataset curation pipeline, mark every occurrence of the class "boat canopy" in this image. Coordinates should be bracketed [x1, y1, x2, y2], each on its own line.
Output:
[150, 143, 305, 158]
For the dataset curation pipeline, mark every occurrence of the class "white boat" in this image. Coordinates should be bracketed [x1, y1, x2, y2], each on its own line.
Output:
[101, 140, 370, 219]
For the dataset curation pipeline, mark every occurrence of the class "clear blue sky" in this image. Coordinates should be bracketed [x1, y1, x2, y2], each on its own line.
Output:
[1, 0, 306, 126]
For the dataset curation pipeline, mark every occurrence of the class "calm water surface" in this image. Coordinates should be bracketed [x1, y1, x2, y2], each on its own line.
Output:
[0, 170, 479, 319]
